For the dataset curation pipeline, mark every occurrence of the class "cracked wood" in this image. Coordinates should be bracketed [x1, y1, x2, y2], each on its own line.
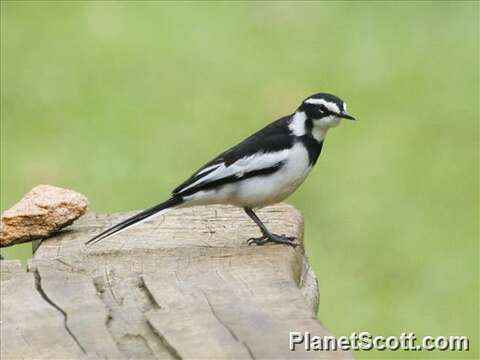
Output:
[1, 203, 353, 359]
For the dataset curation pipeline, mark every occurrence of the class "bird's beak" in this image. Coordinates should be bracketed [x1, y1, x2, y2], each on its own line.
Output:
[339, 112, 355, 120]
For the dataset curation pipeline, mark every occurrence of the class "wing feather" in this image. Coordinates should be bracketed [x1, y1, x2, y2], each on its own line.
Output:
[175, 151, 288, 196]
[172, 117, 293, 195]
[172, 116, 294, 196]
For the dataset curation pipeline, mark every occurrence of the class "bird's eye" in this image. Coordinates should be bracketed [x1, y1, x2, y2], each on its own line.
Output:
[318, 105, 327, 113]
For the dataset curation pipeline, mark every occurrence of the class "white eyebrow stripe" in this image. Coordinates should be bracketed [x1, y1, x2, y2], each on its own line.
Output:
[304, 98, 340, 113]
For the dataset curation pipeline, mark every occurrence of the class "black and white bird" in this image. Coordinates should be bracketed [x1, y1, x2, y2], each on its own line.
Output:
[86, 93, 355, 247]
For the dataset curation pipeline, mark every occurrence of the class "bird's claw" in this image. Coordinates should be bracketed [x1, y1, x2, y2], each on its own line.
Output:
[247, 236, 269, 246]
[247, 234, 297, 247]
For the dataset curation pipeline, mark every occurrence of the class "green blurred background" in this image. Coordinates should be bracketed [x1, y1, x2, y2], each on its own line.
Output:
[1, 1, 478, 358]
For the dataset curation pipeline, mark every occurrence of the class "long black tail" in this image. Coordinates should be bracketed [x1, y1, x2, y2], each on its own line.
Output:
[85, 196, 184, 247]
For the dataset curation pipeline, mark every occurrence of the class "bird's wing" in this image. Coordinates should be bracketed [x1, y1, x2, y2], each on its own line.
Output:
[173, 148, 288, 196]
[172, 122, 294, 197]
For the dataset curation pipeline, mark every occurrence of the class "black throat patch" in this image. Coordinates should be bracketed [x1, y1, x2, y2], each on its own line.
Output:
[298, 135, 324, 166]
[298, 117, 324, 165]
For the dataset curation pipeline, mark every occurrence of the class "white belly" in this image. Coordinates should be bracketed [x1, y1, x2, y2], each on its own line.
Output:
[185, 143, 312, 208]
[233, 143, 311, 207]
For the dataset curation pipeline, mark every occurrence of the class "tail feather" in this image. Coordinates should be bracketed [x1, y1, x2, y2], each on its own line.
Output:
[85, 197, 183, 247]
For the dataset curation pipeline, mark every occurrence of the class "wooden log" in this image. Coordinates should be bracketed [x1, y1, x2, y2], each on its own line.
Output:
[1, 203, 353, 359]
[0, 259, 23, 282]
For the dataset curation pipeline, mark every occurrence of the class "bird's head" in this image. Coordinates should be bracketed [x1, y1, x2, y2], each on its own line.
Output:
[298, 93, 355, 129]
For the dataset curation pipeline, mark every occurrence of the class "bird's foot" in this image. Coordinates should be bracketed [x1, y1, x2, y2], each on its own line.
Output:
[247, 235, 270, 246]
[247, 233, 297, 247]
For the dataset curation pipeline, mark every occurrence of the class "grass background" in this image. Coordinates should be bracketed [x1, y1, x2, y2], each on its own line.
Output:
[1, 1, 478, 358]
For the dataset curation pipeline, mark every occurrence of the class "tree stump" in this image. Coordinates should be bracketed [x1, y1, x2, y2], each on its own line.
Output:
[1, 203, 352, 359]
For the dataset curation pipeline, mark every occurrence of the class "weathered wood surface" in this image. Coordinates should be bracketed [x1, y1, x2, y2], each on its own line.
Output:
[1, 203, 352, 359]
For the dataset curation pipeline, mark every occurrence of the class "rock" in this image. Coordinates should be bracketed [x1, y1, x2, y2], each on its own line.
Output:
[0, 185, 88, 247]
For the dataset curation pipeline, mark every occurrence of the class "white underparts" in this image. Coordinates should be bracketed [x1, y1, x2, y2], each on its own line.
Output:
[183, 143, 312, 208]
[312, 125, 328, 142]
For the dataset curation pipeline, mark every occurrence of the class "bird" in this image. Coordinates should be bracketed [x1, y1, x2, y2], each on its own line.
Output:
[85, 92, 355, 247]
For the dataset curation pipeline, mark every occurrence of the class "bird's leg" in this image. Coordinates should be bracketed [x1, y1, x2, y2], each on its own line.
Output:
[243, 207, 297, 247]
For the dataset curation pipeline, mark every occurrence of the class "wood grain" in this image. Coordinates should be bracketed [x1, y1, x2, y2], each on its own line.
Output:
[1, 203, 353, 359]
